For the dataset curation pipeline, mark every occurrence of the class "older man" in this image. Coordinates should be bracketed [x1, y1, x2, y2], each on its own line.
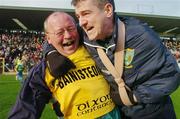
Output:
[8, 12, 121, 119]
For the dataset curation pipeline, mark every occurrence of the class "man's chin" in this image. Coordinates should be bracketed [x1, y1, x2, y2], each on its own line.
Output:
[65, 50, 77, 56]
[88, 38, 94, 41]
[64, 46, 78, 55]
[87, 35, 98, 41]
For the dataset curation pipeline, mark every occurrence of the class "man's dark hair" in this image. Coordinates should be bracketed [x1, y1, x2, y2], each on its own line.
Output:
[71, 0, 115, 11]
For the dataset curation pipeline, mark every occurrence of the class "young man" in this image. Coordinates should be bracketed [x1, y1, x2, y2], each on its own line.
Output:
[8, 12, 120, 119]
[69, 0, 180, 119]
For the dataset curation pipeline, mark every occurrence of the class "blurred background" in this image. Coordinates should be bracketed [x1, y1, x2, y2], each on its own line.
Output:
[0, 0, 179, 119]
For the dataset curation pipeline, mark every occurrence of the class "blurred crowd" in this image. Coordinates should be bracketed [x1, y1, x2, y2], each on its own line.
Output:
[0, 30, 180, 73]
[0, 30, 45, 72]
[163, 38, 180, 66]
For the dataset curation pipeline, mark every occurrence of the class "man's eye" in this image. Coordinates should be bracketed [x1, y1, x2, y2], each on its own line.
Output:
[82, 12, 90, 16]
[68, 28, 75, 32]
[56, 31, 64, 36]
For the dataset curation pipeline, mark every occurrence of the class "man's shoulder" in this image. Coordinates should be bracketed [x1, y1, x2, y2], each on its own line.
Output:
[119, 16, 151, 35]
[28, 60, 46, 77]
[23, 60, 47, 88]
[119, 16, 146, 25]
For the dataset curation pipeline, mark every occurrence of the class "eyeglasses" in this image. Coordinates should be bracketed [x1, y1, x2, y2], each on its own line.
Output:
[47, 27, 76, 37]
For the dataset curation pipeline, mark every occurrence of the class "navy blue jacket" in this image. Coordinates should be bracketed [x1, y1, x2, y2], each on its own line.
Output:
[83, 16, 180, 119]
[8, 60, 52, 119]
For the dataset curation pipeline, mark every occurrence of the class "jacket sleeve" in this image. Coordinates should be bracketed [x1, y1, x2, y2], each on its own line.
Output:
[124, 17, 180, 103]
[8, 62, 52, 119]
[134, 45, 180, 104]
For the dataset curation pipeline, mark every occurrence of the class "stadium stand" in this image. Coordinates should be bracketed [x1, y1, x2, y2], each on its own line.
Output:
[162, 38, 180, 67]
[0, 30, 44, 73]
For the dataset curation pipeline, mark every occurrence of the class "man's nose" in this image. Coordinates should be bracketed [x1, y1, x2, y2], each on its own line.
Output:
[64, 30, 71, 39]
[79, 17, 87, 27]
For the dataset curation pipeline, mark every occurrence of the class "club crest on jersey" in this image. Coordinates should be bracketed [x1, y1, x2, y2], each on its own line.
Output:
[125, 48, 134, 68]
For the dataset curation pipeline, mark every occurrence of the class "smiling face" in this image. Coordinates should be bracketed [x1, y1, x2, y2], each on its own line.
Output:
[74, 0, 114, 41]
[45, 12, 79, 56]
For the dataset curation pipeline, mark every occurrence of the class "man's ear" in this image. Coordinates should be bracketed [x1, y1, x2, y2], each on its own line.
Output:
[45, 33, 52, 44]
[104, 3, 113, 17]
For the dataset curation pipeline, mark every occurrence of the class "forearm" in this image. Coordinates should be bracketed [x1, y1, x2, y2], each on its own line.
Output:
[134, 71, 180, 104]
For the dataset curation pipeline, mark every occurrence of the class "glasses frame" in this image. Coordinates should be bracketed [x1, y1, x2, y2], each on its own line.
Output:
[46, 26, 77, 38]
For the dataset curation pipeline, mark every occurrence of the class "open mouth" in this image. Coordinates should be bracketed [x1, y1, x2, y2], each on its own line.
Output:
[86, 26, 93, 32]
[62, 40, 75, 47]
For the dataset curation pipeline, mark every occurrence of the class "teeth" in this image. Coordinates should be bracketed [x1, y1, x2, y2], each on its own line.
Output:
[63, 41, 74, 46]
[67, 42, 71, 45]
